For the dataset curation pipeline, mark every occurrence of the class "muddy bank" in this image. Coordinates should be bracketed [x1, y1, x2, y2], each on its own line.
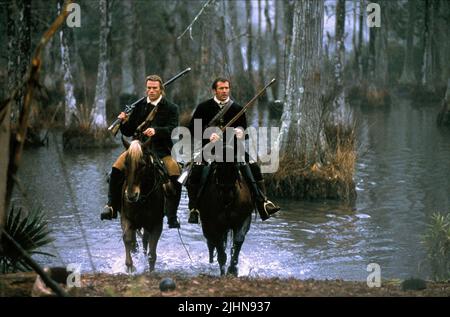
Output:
[1, 272, 449, 297]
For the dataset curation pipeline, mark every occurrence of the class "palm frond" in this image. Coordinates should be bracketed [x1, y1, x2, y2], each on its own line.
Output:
[1, 205, 55, 273]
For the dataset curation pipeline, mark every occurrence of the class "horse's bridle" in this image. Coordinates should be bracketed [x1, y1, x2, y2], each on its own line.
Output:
[124, 151, 163, 204]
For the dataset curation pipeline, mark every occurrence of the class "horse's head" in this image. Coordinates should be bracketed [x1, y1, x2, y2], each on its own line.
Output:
[123, 138, 155, 203]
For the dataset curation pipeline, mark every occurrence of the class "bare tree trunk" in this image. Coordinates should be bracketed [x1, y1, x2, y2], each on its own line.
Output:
[58, 2, 77, 128]
[229, 0, 245, 76]
[278, 0, 324, 164]
[229, 0, 249, 102]
[444, 0, 450, 85]
[133, 3, 146, 96]
[0, 103, 11, 249]
[13, 0, 32, 125]
[257, 0, 267, 102]
[6, 1, 18, 96]
[197, 5, 215, 104]
[91, 0, 111, 129]
[333, 0, 347, 122]
[431, 0, 441, 86]
[437, 77, 450, 126]
[245, 0, 255, 95]
[120, 1, 136, 96]
[266, 0, 284, 100]
[399, 0, 417, 85]
[421, 0, 434, 92]
[216, 1, 230, 77]
[220, 0, 232, 77]
[445, 78, 450, 102]
[375, 0, 388, 87]
[352, 0, 357, 78]
[357, 0, 364, 80]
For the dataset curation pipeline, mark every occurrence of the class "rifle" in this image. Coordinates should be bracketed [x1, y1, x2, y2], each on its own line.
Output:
[108, 67, 191, 136]
[177, 78, 276, 184]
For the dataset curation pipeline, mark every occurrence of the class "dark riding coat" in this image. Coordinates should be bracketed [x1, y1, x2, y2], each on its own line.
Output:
[188, 98, 247, 147]
[120, 97, 179, 158]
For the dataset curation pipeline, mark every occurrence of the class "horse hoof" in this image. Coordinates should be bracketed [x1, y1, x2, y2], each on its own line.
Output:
[227, 266, 238, 277]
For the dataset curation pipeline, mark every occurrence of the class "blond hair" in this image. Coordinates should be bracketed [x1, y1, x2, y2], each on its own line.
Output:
[146, 75, 165, 96]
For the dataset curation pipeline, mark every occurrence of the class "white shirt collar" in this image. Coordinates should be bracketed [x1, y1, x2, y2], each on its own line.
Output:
[147, 95, 163, 106]
[214, 96, 230, 107]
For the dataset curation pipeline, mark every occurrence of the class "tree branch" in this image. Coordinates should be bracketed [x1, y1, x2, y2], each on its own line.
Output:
[177, 0, 215, 40]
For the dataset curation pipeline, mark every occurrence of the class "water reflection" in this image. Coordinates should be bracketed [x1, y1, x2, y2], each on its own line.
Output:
[12, 94, 450, 281]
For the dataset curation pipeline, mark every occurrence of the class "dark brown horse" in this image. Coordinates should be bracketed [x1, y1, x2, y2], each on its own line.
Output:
[190, 162, 254, 276]
[120, 138, 165, 272]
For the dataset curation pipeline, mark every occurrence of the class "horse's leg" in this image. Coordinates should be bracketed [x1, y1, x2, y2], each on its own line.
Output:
[142, 229, 149, 256]
[227, 215, 251, 276]
[131, 230, 138, 254]
[207, 240, 215, 264]
[121, 217, 135, 273]
[215, 233, 228, 276]
[146, 223, 163, 272]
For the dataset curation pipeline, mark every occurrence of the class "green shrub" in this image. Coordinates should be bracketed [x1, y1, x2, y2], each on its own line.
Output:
[423, 212, 450, 281]
[0, 206, 54, 273]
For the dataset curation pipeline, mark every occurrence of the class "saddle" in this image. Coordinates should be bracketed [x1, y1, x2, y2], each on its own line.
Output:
[140, 150, 172, 197]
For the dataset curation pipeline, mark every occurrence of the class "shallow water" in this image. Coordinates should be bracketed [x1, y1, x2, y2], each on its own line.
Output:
[13, 95, 450, 281]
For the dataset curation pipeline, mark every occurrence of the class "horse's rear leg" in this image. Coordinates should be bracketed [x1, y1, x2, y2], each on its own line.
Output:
[227, 241, 243, 276]
[207, 240, 215, 264]
[228, 215, 251, 276]
[142, 230, 149, 255]
[214, 233, 228, 276]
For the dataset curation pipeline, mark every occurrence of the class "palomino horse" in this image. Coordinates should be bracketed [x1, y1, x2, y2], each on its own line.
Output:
[190, 162, 254, 276]
[120, 137, 165, 272]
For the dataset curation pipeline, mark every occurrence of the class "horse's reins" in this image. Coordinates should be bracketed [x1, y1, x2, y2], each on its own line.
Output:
[176, 227, 193, 263]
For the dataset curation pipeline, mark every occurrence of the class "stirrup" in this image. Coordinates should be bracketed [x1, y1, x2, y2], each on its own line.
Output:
[264, 200, 280, 215]
[188, 209, 200, 224]
[100, 205, 117, 221]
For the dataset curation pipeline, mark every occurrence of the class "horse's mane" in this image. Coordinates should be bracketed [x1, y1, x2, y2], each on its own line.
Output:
[128, 140, 143, 170]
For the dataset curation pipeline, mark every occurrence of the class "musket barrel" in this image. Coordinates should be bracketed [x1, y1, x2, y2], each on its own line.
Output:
[222, 78, 276, 130]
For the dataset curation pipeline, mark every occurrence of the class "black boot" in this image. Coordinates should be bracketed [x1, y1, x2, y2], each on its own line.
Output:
[187, 164, 206, 224]
[187, 184, 200, 224]
[166, 176, 181, 229]
[241, 164, 280, 221]
[101, 167, 124, 221]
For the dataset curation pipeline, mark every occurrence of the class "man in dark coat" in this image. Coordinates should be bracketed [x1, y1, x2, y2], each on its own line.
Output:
[100, 75, 182, 229]
[186, 77, 280, 223]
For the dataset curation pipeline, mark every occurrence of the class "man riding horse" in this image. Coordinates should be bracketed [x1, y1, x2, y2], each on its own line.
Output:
[186, 77, 280, 223]
[100, 75, 182, 229]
